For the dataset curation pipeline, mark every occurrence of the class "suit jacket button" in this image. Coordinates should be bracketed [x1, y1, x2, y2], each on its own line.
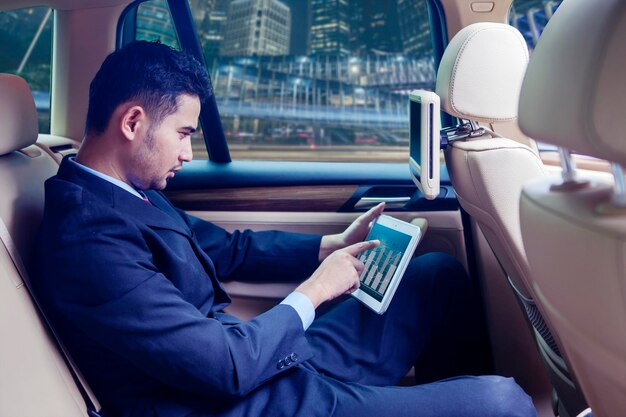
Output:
[290, 353, 298, 362]
[285, 357, 293, 366]
[277, 360, 285, 369]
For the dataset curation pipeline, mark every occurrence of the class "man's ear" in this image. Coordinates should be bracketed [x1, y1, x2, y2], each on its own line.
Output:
[120, 105, 147, 141]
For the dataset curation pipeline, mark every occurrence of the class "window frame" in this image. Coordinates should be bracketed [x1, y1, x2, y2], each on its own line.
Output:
[118, 0, 231, 162]
[117, 0, 448, 165]
[0, 6, 54, 134]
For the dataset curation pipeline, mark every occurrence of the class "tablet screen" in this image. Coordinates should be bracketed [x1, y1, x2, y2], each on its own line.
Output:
[408, 89, 440, 200]
[358, 222, 413, 301]
[409, 99, 422, 175]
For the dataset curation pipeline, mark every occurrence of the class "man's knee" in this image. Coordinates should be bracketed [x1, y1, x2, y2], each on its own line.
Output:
[416, 252, 467, 280]
[478, 376, 537, 417]
[404, 252, 469, 295]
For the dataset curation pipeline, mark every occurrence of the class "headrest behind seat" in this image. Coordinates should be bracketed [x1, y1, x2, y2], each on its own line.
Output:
[0, 73, 92, 416]
[436, 23, 529, 124]
[517, 3, 626, 416]
[0, 74, 39, 155]
[519, 0, 626, 164]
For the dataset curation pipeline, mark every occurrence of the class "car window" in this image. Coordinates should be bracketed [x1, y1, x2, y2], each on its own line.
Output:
[509, 0, 561, 52]
[129, 0, 435, 163]
[136, 1, 180, 49]
[509, 0, 561, 153]
[0, 6, 53, 133]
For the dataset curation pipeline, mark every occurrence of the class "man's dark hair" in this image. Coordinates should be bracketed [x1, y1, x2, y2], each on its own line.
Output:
[85, 41, 212, 135]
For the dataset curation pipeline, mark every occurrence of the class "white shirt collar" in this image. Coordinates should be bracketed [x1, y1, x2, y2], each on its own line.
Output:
[69, 156, 144, 200]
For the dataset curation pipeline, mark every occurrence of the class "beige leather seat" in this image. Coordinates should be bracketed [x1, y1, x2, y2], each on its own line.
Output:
[436, 22, 586, 416]
[519, 0, 626, 416]
[0, 73, 97, 417]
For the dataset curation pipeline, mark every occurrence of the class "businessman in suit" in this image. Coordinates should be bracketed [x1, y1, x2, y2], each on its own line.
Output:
[33, 41, 536, 417]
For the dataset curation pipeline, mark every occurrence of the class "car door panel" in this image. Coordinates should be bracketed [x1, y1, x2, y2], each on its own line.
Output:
[189, 210, 467, 320]
[166, 161, 466, 319]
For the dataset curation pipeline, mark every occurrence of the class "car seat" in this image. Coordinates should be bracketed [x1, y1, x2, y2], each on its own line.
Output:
[436, 22, 587, 417]
[518, 0, 626, 416]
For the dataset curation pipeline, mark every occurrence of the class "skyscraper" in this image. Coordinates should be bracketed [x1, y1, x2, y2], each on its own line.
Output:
[308, 0, 350, 55]
[221, 0, 291, 56]
[190, 0, 216, 24]
[348, 0, 366, 55]
[282, 0, 308, 55]
[196, 0, 230, 58]
[361, 0, 402, 54]
[397, 0, 432, 57]
[135, 0, 178, 48]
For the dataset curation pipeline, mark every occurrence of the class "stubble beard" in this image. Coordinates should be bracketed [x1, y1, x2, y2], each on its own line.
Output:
[130, 129, 167, 191]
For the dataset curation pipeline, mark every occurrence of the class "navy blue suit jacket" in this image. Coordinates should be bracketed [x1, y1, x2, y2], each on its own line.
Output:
[32, 158, 336, 417]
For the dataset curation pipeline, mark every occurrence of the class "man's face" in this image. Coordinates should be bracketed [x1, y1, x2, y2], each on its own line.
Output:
[129, 94, 200, 190]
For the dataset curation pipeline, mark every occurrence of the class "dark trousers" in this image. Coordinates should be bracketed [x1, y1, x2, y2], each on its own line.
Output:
[303, 252, 537, 417]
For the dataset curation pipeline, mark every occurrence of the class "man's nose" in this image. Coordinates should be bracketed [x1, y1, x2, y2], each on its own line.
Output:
[180, 137, 193, 162]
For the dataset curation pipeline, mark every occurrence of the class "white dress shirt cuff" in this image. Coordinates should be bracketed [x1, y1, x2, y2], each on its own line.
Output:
[280, 291, 315, 330]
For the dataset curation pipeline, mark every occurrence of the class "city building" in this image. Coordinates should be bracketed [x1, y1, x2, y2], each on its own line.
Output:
[190, 0, 215, 24]
[281, 0, 308, 55]
[308, 0, 350, 55]
[397, 0, 432, 57]
[348, 0, 366, 55]
[135, 0, 178, 48]
[360, 0, 402, 54]
[195, 0, 230, 58]
[221, 0, 291, 57]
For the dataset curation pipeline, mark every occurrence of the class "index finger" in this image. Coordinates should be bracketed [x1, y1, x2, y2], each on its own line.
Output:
[357, 202, 385, 226]
[341, 239, 380, 257]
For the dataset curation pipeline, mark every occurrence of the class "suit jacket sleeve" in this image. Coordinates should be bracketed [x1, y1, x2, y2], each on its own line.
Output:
[47, 212, 315, 399]
[179, 208, 322, 283]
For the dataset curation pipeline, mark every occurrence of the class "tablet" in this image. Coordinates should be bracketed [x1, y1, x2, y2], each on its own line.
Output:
[351, 215, 423, 314]
[409, 90, 441, 200]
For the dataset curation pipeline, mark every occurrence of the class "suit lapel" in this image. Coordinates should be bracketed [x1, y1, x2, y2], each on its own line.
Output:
[58, 158, 192, 238]
[118, 191, 193, 239]
[144, 190, 231, 309]
[56, 157, 230, 308]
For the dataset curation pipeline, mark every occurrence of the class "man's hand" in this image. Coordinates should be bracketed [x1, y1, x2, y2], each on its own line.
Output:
[318, 202, 385, 261]
[296, 240, 379, 309]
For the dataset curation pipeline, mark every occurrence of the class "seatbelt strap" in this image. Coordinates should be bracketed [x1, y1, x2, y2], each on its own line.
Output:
[0, 215, 103, 416]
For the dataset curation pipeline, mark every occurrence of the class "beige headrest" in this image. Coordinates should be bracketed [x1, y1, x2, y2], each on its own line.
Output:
[519, 0, 626, 164]
[436, 23, 529, 123]
[0, 74, 39, 156]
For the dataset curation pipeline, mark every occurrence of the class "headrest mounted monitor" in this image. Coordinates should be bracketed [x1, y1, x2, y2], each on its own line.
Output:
[409, 90, 441, 200]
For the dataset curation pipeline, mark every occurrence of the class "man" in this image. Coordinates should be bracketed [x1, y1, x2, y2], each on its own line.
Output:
[33, 41, 536, 417]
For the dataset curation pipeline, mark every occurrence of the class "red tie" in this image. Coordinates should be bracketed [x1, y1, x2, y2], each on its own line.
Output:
[139, 192, 151, 204]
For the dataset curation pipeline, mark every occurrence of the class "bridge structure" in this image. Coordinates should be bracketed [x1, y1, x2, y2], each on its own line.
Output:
[208, 53, 436, 130]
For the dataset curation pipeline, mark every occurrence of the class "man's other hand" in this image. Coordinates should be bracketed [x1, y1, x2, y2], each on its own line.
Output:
[318, 202, 385, 262]
[297, 240, 379, 308]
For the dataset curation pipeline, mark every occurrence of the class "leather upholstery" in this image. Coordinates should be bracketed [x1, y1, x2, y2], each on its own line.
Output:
[440, 22, 588, 416]
[446, 138, 547, 299]
[519, 0, 626, 165]
[0, 74, 39, 156]
[519, 1, 626, 416]
[438, 22, 544, 303]
[436, 23, 528, 123]
[521, 175, 626, 417]
[0, 74, 89, 417]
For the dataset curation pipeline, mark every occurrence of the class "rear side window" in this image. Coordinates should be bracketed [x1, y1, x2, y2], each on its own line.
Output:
[0, 6, 53, 133]
[135, 1, 180, 49]
[127, 0, 436, 163]
[198, 0, 435, 162]
[510, 0, 561, 154]
[509, 0, 561, 51]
